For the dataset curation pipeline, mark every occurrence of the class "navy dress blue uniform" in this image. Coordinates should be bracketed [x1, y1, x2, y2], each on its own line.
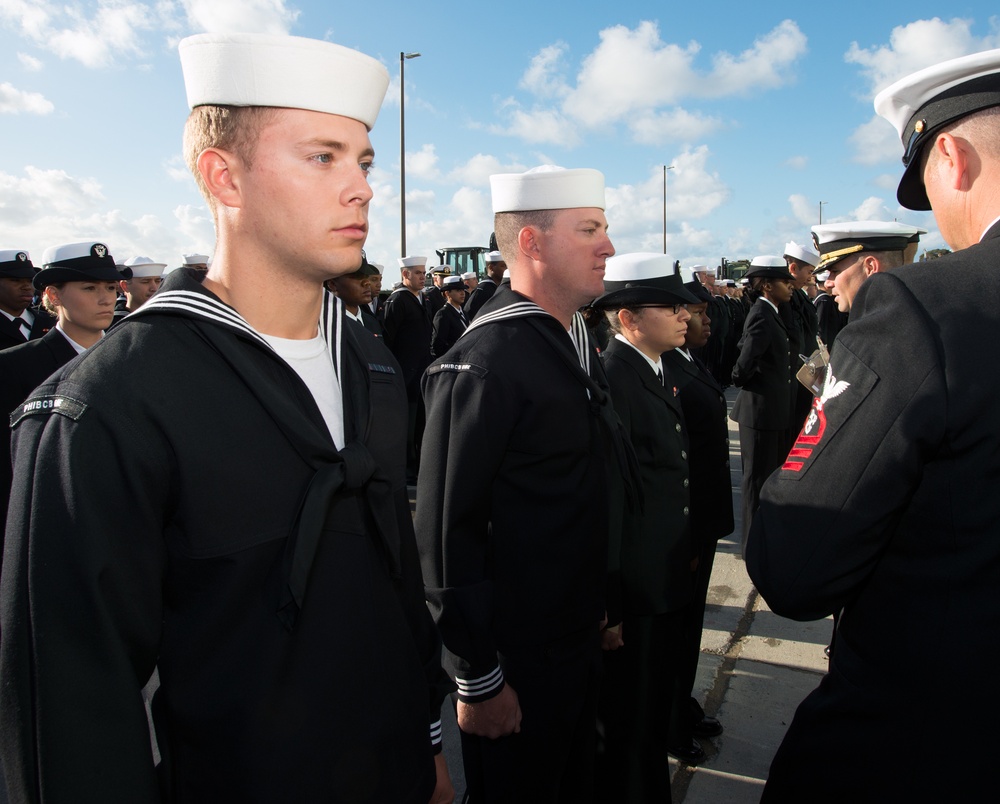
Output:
[730, 298, 793, 547]
[382, 287, 432, 480]
[598, 337, 693, 803]
[463, 277, 497, 321]
[0, 309, 55, 352]
[747, 223, 1000, 802]
[416, 286, 623, 803]
[0, 327, 79, 568]
[663, 348, 734, 744]
[430, 303, 467, 357]
[813, 290, 847, 347]
[0, 269, 452, 803]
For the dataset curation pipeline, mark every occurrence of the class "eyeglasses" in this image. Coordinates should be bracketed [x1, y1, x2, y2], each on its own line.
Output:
[633, 304, 688, 315]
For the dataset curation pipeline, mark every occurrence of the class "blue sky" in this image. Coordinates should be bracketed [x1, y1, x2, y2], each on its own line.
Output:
[2, 1, 999, 283]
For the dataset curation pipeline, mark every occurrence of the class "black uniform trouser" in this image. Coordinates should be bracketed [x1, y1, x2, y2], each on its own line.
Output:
[597, 610, 685, 804]
[462, 628, 601, 804]
[668, 535, 719, 746]
[738, 424, 788, 551]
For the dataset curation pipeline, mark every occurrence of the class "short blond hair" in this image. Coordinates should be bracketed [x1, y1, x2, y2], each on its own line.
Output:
[182, 105, 280, 215]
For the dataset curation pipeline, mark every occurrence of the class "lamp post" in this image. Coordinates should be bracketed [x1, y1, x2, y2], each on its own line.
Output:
[662, 164, 675, 254]
[400, 51, 421, 257]
[818, 200, 828, 225]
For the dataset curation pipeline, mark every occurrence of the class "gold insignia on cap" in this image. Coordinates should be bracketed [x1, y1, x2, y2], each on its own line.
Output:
[914, 119, 925, 133]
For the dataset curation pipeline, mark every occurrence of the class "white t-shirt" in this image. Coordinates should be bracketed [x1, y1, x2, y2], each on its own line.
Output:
[260, 332, 344, 448]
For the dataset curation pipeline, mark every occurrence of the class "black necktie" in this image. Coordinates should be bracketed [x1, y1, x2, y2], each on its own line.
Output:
[656, 368, 664, 385]
[10, 317, 28, 336]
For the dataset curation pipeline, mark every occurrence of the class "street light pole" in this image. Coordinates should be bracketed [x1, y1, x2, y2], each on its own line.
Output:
[819, 200, 828, 225]
[400, 51, 421, 257]
[663, 165, 675, 254]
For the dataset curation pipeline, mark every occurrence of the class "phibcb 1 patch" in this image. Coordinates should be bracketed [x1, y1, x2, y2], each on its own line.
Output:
[426, 362, 488, 378]
[10, 395, 88, 428]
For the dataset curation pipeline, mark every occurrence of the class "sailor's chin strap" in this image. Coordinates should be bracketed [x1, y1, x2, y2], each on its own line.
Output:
[277, 441, 401, 632]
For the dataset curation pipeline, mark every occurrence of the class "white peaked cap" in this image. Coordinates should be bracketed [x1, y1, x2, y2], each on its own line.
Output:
[603, 252, 674, 283]
[179, 33, 390, 131]
[398, 255, 427, 269]
[123, 256, 166, 277]
[490, 165, 606, 213]
[783, 241, 820, 267]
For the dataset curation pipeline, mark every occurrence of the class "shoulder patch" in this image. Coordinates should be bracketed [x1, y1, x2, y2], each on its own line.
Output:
[367, 362, 397, 375]
[11, 394, 88, 428]
[426, 362, 489, 378]
[781, 348, 878, 477]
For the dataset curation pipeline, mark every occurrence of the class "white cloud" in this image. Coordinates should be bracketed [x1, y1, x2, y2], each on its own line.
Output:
[849, 114, 903, 165]
[0, 165, 215, 263]
[603, 147, 730, 257]
[181, 0, 298, 35]
[491, 106, 581, 146]
[629, 108, 724, 145]
[557, 20, 806, 129]
[704, 19, 809, 96]
[784, 155, 808, 170]
[872, 173, 898, 190]
[447, 154, 528, 186]
[520, 42, 571, 99]
[788, 194, 817, 227]
[17, 52, 42, 71]
[0, 82, 54, 114]
[846, 196, 893, 222]
[846, 17, 1000, 97]
[406, 144, 440, 181]
[0, 0, 160, 67]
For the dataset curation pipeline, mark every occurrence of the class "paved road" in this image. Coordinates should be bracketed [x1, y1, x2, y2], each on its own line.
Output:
[438, 386, 830, 802]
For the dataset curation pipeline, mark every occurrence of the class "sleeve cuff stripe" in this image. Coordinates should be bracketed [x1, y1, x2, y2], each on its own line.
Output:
[455, 666, 504, 696]
[430, 719, 443, 744]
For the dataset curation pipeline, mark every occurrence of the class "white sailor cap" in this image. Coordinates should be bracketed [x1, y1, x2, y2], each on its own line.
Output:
[484, 251, 505, 263]
[178, 33, 390, 131]
[398, 255, 427, 269]
[746, 256, 793, 280]
[371, 263, 384, 274]
[461, 271, 476, 281]
[677, 264, 704, 284]
[874, 48, 1000, 210]
[123, 256, 167, 278]
[490, 165, 605, 213]
[783, 241, 820, 267]
[811, 221, 926, 271]
[0, 249, 34, 279]
[182, 253, 210, 266]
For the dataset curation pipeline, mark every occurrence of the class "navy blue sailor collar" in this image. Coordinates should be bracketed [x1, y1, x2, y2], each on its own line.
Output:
[131, 267, 345, 379]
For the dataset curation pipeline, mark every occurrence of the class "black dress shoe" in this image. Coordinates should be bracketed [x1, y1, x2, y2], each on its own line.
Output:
[692, 715, 723, 738]
[667, 740, 707, 765]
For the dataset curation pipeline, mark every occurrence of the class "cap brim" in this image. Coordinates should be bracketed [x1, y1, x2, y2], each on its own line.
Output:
[896, 159, 932, 211]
